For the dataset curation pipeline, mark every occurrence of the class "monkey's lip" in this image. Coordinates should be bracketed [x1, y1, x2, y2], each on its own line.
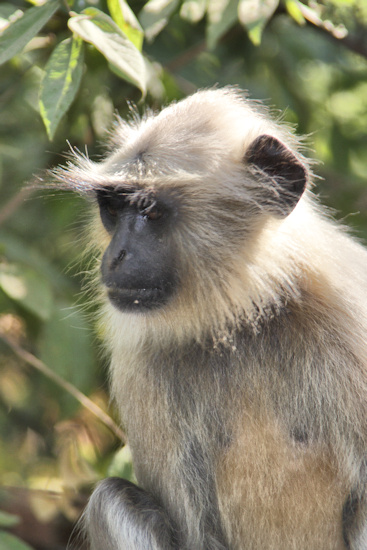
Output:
[106, 286, 169, 311]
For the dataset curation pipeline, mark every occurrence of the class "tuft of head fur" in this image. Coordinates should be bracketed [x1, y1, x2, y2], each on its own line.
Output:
[49, 87, 308, 190]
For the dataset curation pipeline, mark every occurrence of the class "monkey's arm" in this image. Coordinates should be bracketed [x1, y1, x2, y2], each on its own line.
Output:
[343, 484, 367, 550]
[84, 477, 178, 550]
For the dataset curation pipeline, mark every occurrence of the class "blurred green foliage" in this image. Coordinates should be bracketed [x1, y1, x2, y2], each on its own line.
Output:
[0, 0, 366, 547]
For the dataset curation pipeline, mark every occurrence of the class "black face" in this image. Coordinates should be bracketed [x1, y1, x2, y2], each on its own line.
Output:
[97, 187, 178, 312]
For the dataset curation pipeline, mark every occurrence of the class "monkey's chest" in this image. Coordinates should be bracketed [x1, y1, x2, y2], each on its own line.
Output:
[125, 394, 347, 550]
[216, 412, 348, 550]
[112, 349, 349, 550]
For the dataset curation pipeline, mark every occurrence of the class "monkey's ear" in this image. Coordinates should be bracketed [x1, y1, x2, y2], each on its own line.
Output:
[244, 135, 307, 217]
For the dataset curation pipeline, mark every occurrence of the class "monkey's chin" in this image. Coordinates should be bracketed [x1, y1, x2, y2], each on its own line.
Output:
[106, 287, 170, 312]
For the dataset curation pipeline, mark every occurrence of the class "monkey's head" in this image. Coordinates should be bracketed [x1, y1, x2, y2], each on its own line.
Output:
[51, 88, 310, 341]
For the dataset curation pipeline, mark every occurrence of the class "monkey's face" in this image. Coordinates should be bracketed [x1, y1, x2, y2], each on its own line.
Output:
[97, 187, 179, 312]
[50, 88, 310, 328]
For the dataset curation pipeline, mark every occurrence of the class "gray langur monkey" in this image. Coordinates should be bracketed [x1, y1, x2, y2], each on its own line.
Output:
[49, 88, 367, 550]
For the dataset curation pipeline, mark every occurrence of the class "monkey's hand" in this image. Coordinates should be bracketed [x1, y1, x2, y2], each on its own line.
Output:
[83, 477, 178, 550]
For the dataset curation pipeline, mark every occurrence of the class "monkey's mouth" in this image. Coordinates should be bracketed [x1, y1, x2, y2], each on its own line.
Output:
[107, 286, 171, 312]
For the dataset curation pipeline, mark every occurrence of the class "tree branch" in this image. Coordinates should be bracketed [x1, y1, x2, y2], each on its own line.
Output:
[0, 188, 34, 226]
[298, 3, 367, 59]
[0, 331, 126, 443]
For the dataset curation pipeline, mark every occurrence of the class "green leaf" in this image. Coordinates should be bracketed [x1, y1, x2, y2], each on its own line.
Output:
[108, 445, 136, 483]
[0, 511, 20, 528]
[0, 531, 34, 550]
[0, 4, 20, 22]
[0, 263, 53, 321]
[0, 231, 72, 293]
[39, 303, 96, 398]
[107, 0, 144, 51]
[39, 36, 84, 140]
[139, 0, 179, 42]
[284, 0, 306, 25]
[180, 0, 207, 23]
[246, 24, 262, 45]
[0, 0, 59, 66]
[68, 8, 147, 95]
[238, 0, 278, 45]
[206, 0, 238, 50]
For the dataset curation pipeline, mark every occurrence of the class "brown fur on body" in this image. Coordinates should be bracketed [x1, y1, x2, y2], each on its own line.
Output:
[105, 289, 365, 550]
[50, 88, 367, 549]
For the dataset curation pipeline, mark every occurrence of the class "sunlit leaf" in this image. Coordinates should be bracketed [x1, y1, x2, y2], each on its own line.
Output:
[39, 36, 84, 140]
[139, 0, 179, 41]
[0, 4, 19, 19]
[108, 445, 137, 483]
[206, 0, 238, 50]
[68, 8, 146, 95]
[26, 0, 50, 5]
[143, 56, 165, 99]
[0, 4, 22, 33]
[107, 0, 144, 51]
[247, 24, 262, 45]
[180, 0, 207, 23]
[284, 0, 306, 25]
[0, 0, 59, 66]
[238, 0, 278, 45]
[326, 0, 354, 5]
[0, 531, 34, 550]
[0, 263, 53, 321]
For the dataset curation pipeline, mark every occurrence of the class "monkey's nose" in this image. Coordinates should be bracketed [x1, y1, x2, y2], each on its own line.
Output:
[110, 249, 126, 270]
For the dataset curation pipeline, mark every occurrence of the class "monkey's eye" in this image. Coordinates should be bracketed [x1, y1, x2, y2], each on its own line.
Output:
[96, 189, 126, 231]
[137, 195, 163, 221]
[106, 204, 118, 218]
[101, 198, 122, 223]
[141, 205, 162, 221]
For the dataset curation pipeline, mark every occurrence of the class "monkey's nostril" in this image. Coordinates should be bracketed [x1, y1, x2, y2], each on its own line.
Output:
[111, 249, 126, 270]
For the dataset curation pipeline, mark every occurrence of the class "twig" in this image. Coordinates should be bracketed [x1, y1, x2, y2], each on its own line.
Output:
[298, 2, 367, 59]
[0, 331, 126, 443]
[165, 40, 206, 73]
[0, 188, 34, 226]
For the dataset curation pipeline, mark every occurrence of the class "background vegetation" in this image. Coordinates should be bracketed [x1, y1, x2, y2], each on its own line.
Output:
[0, 0, 367, 548]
